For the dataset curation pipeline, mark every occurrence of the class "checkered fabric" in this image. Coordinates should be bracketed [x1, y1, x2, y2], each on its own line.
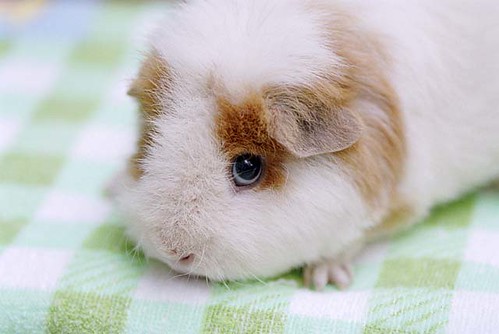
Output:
[1, 1, 499, 333]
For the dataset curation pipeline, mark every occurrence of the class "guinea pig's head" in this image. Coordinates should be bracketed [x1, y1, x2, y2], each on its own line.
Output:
[119, 0, 404, 281]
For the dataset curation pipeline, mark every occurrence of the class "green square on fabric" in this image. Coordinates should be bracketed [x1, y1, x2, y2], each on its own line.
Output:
[83, 224, 142, 256]
[425, 194, 476, 229]
[364, 288, 453, 334]
[89, 3, 141, 43]
[47, 291, 131, 334]
[12, 121, 79, 155]
[57, 250, 146, 296]
[203, 305, 286, 334]
[377, 258, 460, 289]
[43, 64, 116, 105]
[8, 38, 70, 62]
[0, 40, 10, 56]
[0, 290, 52, 334]
[34, 96, 99, 122]
[0, 153, 64, 185]
[49, 65, 113, 100]
[70, 40, 125, 66]
[202, 283, 293, 334]
[0, 218, 27, 245]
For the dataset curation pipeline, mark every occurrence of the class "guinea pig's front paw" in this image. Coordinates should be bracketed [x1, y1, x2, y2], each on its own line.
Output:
[303, 260, 353, 291]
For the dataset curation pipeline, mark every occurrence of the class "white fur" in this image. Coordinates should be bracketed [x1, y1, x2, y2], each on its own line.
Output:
[344, 0, 499, 220]
[116, 0, 499, 281]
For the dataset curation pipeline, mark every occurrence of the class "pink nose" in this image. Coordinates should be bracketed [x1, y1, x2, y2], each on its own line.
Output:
[179, 253, 194, 264]
[168, 249, 195, 264]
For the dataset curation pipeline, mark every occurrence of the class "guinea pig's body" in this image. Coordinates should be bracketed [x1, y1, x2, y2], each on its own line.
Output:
[115, 0, 499, 289]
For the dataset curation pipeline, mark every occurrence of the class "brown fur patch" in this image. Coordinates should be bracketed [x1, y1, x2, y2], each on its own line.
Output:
[216, 95, 289, 190]
[316, 6, 406, 211]
[335, 80, 405, 208]
[128, 50, 170, 179]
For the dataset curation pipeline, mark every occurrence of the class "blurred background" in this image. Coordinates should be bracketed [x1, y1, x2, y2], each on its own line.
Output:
[0, 0, 171, 233]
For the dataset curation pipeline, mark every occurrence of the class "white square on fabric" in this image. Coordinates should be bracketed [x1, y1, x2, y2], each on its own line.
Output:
[447, 291, 499, 333]
[134, 262, 212, 304]
[34, 190, 111, 224]
[289, 290, 370, 321]
[0, 59, 59, 96]
[0, 118, 21, 153]
[0, 247, 72, 290]
[464, 230, 499, 268]
[71, 124, 134, 162]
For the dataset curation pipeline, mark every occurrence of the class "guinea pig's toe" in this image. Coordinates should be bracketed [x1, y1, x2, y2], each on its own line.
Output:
[304, 263, 327, 291]
[304, 260, 353, 291]
[313, 263, 329, 291]
[327, 261, 353, 290]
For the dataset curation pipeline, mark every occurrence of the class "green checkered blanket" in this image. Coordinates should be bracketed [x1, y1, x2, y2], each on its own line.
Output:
[1, 1, 499, 333]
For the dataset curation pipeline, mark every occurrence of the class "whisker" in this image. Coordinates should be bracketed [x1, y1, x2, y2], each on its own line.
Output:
[251, 273, 267, 286]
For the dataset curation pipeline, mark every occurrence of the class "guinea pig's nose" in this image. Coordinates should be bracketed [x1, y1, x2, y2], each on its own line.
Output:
[168, 249, 195, 265]
[179, 253, 194, 265]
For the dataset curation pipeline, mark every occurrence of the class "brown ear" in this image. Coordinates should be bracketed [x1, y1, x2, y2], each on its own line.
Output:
[264, 86, 362, 158]
[127, 50, 169, 118]
[127, 51, 170, 179]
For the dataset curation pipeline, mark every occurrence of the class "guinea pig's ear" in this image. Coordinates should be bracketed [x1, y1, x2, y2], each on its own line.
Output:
[264, 86, 363, 158]
[127, 50, 169, 116]
[126, 51, 170, 179]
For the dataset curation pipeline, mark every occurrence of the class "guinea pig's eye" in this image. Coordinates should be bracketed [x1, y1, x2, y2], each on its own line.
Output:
[232, 154, 264, 187]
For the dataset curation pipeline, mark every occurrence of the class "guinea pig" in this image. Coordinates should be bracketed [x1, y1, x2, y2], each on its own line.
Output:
[113, 0, 499, 290]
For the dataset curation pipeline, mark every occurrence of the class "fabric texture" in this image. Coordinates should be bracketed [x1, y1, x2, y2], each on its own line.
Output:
[1, 1, 499, 333]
